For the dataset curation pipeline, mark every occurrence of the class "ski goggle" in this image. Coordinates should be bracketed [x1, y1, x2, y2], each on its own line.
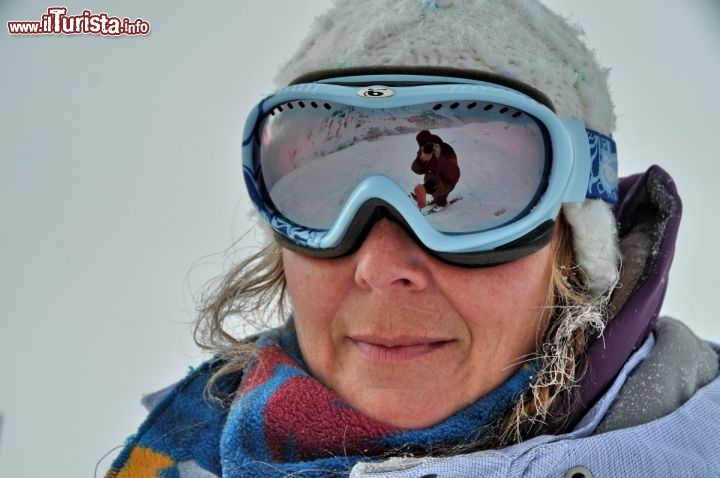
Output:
[242, 71, 618, 266]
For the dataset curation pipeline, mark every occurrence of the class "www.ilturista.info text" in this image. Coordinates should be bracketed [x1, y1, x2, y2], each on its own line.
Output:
[8, 7, 150, 36]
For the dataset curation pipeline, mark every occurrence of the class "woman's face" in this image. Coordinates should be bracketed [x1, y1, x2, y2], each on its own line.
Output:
[283, 219, 554, 429]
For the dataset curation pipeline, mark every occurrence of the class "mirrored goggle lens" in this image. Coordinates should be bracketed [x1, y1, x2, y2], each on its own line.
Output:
[255, 100, 550, 234]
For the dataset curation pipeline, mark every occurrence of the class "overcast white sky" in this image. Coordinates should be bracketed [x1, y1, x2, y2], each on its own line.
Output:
[1, 1, 718, 476]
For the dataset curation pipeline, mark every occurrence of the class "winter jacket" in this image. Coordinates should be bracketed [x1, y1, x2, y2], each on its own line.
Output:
[105, 166, 720, 477]
[411, 130, 460, 196]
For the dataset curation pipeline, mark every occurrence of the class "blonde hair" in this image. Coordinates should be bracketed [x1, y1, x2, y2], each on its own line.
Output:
[491, 215, 611, 447]
[194, 214, 611, 445]
[194, 241, 288, 404]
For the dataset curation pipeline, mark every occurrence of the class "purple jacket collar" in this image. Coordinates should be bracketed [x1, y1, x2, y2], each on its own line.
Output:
[568, 165, 683, 428]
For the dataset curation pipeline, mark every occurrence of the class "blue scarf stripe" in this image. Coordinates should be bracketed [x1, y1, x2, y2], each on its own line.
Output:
[106, 360, 234, 477]
[378, 364, 534, 448]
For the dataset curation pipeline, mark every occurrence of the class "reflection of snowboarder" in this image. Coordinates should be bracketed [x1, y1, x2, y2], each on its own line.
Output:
[411, 130, 460, 210]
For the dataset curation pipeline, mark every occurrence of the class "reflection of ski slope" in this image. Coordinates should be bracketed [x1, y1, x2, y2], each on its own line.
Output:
[270, 122, 544, 233]
[261, 105, 468, 189]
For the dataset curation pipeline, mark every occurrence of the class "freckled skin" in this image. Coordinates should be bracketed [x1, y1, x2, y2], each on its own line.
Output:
[283, 219, 553, 429]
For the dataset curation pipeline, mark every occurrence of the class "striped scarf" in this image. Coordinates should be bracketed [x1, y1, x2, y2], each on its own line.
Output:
[222, 328, 535, 477]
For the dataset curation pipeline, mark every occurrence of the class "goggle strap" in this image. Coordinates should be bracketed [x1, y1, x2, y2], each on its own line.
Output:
[586, 129, 618, 204]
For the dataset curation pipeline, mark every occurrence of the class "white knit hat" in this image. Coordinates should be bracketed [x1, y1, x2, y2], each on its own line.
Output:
[274, 0, 619, 295]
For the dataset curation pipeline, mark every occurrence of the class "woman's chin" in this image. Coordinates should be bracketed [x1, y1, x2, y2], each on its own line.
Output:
[348, 388, 468, 429]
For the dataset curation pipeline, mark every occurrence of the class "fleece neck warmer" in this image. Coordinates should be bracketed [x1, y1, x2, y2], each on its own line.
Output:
[220, 327, 534, 477]
[104, 327, 535, 478]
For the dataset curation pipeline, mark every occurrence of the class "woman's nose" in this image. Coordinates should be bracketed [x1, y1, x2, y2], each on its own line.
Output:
[353, 219, 431, 292]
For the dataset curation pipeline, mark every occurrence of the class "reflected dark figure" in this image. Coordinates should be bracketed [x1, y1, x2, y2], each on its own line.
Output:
[411, 130, 461, 207]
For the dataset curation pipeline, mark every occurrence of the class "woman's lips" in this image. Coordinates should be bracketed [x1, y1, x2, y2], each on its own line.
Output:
[350, 336, 454, 362]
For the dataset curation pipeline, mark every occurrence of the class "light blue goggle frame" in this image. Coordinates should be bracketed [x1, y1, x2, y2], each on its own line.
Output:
[242, 74, 618, 259]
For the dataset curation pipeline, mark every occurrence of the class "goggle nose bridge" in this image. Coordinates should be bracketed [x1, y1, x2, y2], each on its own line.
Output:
[318, 173, 435, 242]
[332, 196, 428, 257]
